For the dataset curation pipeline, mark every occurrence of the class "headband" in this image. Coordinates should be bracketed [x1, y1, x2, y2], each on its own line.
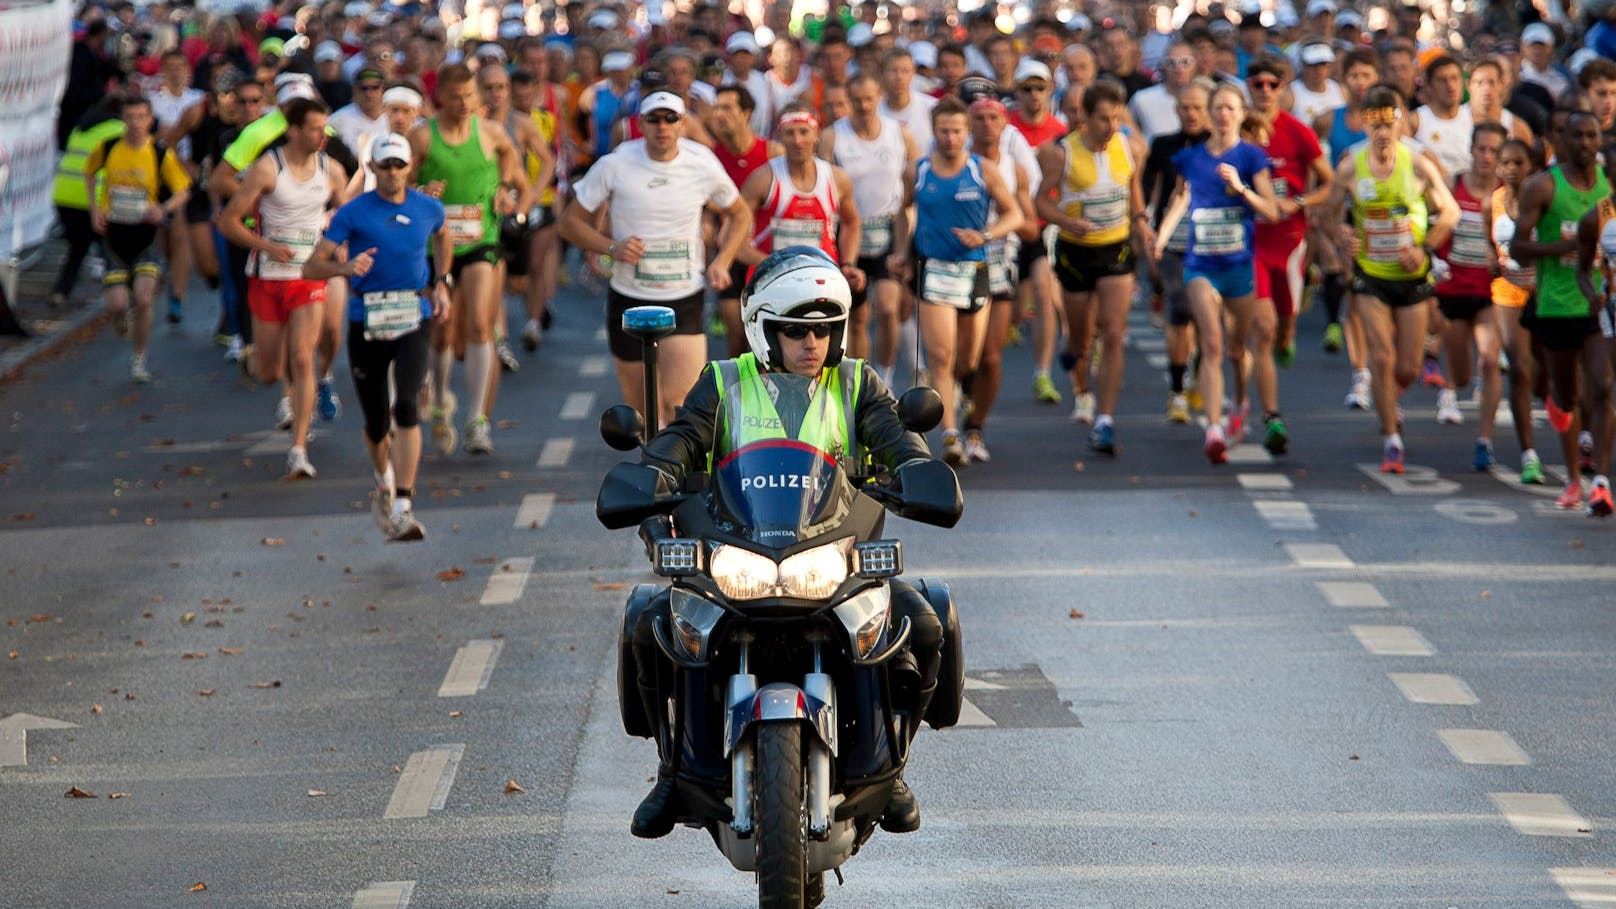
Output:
[382, 86, 423, 108]
[1362, 106, 1401, 125]
[778, 109, 819, 129]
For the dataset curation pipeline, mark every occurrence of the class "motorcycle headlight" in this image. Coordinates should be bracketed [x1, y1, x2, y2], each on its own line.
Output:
[709, 545, 779, 600]
[833, 583, 890, 659]
[669, 588, 725, 661]
[777, 538, 852, 599]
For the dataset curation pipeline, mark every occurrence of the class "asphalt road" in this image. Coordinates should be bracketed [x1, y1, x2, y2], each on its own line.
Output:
[2, 268, 1615, 909]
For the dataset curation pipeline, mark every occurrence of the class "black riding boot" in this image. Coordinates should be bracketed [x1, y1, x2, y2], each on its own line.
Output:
[631, 679, 681, 839]
[881, 681, 936, 834]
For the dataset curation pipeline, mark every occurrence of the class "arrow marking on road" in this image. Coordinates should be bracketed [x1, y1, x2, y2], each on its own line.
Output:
[0, 713, 79, 767]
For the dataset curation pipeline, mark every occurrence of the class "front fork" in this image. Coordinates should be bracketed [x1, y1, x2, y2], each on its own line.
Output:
[726, 635, 838, 841]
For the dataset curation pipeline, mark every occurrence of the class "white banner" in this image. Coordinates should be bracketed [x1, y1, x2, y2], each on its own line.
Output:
[0, 0, 73, 260]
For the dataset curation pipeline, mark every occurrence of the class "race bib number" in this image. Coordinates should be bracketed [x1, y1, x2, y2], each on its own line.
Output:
[1166, 216, 1192, 254]
[108, 186, 150, 224]
[1560, 221, 1580, 267]
[443, 203, 486, 246]
[986, 238, 1014, 296]
[258, 228, 319, 281]
[1448, 210, 1491, 269]
[362, 290, 423, 341]
[1362, 205, 1412, 264]
[859, 216, 893, 257]
[1270, 176, 1290, 201]
[1081, 187, 1127, 234]
[1191, 207, 1246, 257]
[922, 259, 979, 309]
[772, 217, 825, 251]
[632, 238, 693, 285]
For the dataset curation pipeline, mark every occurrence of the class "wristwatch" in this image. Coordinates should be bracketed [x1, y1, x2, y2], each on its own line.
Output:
[435, 273, 455, 290]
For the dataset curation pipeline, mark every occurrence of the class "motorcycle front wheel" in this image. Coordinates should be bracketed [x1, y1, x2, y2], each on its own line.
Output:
[755, 723, 808, 909]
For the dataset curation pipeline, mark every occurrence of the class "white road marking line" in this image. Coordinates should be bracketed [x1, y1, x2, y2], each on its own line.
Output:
[515, 492, 556, 529]
[1492, 463, 1569, 499]
[384, 745, 466, 819]
[1131, 336, 1167, 352]
[1550, 867, 1616, 906]
[952, 697, 997, 727]
[1285, 543, 1353, 568]
[963, 677, 1009, 690]
[147, 430, 275, 455]
[1238, 473, 1293, 491]
[1439, 729, 1531, 765]
[1350, 625, 1434, 656]
[245, 434, 291, 457]
[1254, 500, 1316, 530]
[537, 438, 575, 469]
[1225, 446, 1274, 464]
[1356, 463, 1462, 495]
[352, 881, 416, 909]
[579, 355, 610, 377]
[1317, 581, 1389, 608]
[1489, 793, 1592, 837]
[1533, 500, 1588, 519]
[1390, 673, 1478, 705]
[437, 640, 504, 697]
[1145, 353, 1169, 370]
[480, 557, 534, 606]
[560, 391, 596, 420]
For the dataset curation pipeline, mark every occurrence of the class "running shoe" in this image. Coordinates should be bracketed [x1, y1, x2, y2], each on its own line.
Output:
[1557, 482, 1583, 510]
[464, 416, 494, 454]
[1546, 397, 1574, 432]
[431, 407, 457, 456]
[316, 379, 341, 422]
[1275, 343, 1296, 368]
[521, 318, 541, 352]
[371, 484, 395, 535]
[1204, 424, 1228, 465]
[1380, 439, 1406, 474]
[1071, 391, 1096, 425]
[285, 446, 316, 479]
[1521, 452, 1545, 485]
[1436, 388, 1463, 425]
[274, 396, 293, 431]
[964, 430, 991, 463]
[1228, 400, 1249, 444]
[387, 508, 426, 542]
[166, 295, 183, 325]
[213, 331, 233, 347]
[1322, 322, 1344, 353]
[1588, 480, 1614, 518]
[1472, 439, 1494, 472]
[1167, 393, 1190, 424]
[130, 354, 151, 384]
[1262, 416, 1289, 456]
[497, 337, 520, 373]
[1032, 373, 1061, 404]
[1344, 381, 1370, 410]
[942, 431, 967, 467]
[1420, 356, 1445, 388]
[1579, 431, 1596, 475]
[1088, 422, 1116, 455]
[224, 335, 244, 362]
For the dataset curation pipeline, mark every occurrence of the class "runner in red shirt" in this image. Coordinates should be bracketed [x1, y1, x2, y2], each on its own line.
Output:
[709, 84, 782, 355]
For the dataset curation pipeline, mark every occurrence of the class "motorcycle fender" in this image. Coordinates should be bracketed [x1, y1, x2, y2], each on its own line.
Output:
[914, 577, 965, 730]
[726, 682, 836, 758]
[617, 584, 664, 738]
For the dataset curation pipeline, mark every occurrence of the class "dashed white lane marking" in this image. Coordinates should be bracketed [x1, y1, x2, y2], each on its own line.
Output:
[1389, 673, 1478, 705]
[244, 434, 290, 457]
[537, 437, 575, 469]
[1225, 445, 1274, 465]
[480, 557, 534, 606]
[1488, 793, 1592, 837]
[1254, 500, 1316, 530]
[579, 355, 610, 377]
[352, 881, 416, 909]
[1238, 473, 1294, 491]
[514, 492, 555, 529]
[1144, 353, 1169, 370]
[1439, 729, 1531, 765]
[437, 640, 504, 697]
[1317, 581, 1389, 608]
[384, 745, 466, 819]
[1130, 336, 1167, 352]
[560, 391, 596, 420]
[1550, 867, 1616, 906]
[1286, 543, 1353, 568]
[1350, 625, 1435, 656]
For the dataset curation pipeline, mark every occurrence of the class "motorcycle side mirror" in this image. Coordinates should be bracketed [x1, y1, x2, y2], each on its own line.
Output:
[897, 387, 944, 434]
[600, 404, 646, 451]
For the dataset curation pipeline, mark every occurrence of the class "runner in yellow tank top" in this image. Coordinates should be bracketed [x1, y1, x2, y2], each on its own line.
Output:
[512, 69, 568, 353]
[1320, 85, 1459, 475]
[478, 64, 555, 374]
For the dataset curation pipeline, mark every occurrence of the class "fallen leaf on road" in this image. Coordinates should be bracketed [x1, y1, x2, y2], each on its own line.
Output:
[188, 883, 207, 892]
[449, 710, 463, 718]
[392, 764, 401, 774]
[307, 789, 329, 797]
[592, 582, 625, 591]
[497, 471, 512, 479]
[1069, 610, 1085, 619]
[179, 466, 205, 476]
[180, 612, 195, 624]
[91, 704, 103, 714]
[474, 556, 498, 565]
[10, 513, 37, 521]
[495, 420, 517, 430]
[66, 787, 95, 798]
[218, 647, 243, 656]
[1571, 539, 1585, 549]
[7, 652, 16, 660]
[181, 652, 207, 660]
[437, 567, 466, 582]
[1072, 461, 1085, 472]
[143, 517, 157, 526]
[109, 792, 129, 799]
[29, 614, 50, 623]
[1481, 590, 1491, 599]
[204, 620, 224, 628]
[251, 680, 282, 688]
[198, 689, 216, 697]
[262, 537, 286, 547]
[504, 780, 525, 794]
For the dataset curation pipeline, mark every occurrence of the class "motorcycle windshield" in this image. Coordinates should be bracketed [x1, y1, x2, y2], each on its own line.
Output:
[714, 371, 847, 546]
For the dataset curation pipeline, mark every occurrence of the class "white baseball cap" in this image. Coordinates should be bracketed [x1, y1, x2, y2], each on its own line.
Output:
[909, 40, 937, 69]
[370, 132, 412, 165]
[1014, 58, 1053, 84]
[847, 22, 875, 47]
[601, 50, 634, 72]
[1335, 9, 1363, 27]
[588, 9, 619, 29]
[1306, 0, 1337, 15]
[276, 80, 319, 104]
[477, 42, 508, 61]
[1301, 42, 1335, 65]
[725, 31, 760, 55]
[1522, 22, 1555, 45]
[639, 90, 685, 116]
[314, 40, 343, 62]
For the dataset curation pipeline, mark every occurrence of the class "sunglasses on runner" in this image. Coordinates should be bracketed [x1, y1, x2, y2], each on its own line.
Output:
[374, 159, 408, 170]
[642, 111, 682, 125]
[776, 323, 833, 339]
[1249, 78, 1281, 90]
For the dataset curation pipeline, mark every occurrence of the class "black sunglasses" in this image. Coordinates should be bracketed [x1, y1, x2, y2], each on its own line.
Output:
[777, 323, 832, 339]
[642, 111, 682, 124]
[374, 159, 408, 171]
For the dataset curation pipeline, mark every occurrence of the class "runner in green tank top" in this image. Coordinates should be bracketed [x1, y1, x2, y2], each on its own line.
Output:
[1515, 110, 1614, 514]
[1571, 140, 1616, 517]
[1320, 85, 1459, 475]
[408, 63, 530, 458]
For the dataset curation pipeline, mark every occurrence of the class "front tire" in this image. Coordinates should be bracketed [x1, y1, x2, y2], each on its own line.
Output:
[754, 723, 807, 909]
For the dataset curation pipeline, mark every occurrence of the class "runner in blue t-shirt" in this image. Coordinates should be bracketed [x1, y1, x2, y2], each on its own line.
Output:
[304, 133, 452, 543]
[1153, 83, 1279, 465]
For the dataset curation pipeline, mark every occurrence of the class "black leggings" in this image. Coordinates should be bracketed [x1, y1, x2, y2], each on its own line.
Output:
[347, 322, 431, 445]
[52, 206, 100, 297]
[226, 238, 253, 344]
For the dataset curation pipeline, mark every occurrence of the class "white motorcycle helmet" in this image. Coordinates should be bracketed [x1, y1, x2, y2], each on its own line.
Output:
[740, 246, 853, 371]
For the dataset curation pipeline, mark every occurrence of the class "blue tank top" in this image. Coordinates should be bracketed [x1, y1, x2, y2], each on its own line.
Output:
[1169, 139, 1269, 272]
[913, 154, 989, 263]
[593, 81, 629, 158]
[1330, 107, 1367, 165]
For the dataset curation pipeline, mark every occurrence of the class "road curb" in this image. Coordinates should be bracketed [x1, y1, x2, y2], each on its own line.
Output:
[0, 304, 109, 384]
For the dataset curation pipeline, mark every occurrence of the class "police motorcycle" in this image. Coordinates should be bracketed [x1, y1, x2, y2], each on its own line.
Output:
[595, 293, 965, 908]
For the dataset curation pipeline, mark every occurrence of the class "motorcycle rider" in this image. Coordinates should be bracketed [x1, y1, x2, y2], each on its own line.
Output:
[626, 246, 947, 840]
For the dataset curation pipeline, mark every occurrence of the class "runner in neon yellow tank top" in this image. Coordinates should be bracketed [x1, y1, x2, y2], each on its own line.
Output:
[408, 63, 531, 458]
[1320, 85, 1460, 475]
[1523, 110, 1616, 515]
